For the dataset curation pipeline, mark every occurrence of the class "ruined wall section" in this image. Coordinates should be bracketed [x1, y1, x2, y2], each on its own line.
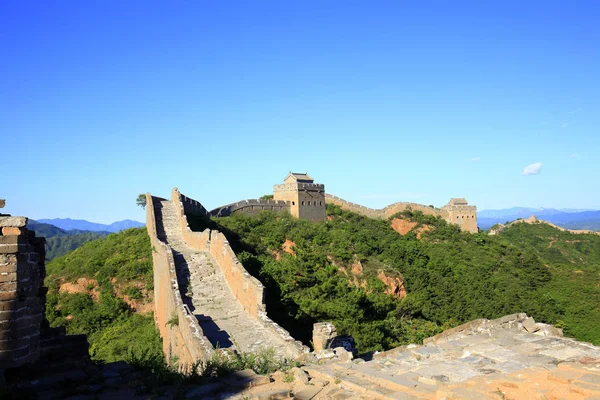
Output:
[146, 194, 213, 370]
[326, 194, 481, 232]
[171, 189, 308, 357]
[0, 212, 45, 371]
[209, 199, 290, 218]
[325, 194, 384, 219]
[325, 194, 441, 219]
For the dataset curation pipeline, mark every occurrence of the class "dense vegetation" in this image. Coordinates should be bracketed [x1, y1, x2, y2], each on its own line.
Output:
[501, 222, 600, 343]
[27, 219, 109, 260]
[44, 228, 161, 364]
[209, 206, 600, 353]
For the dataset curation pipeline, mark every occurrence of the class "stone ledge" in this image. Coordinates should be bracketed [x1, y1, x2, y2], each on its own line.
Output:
[0, 216, 27, 228]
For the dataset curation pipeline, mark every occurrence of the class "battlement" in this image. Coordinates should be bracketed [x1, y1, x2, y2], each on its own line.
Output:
[273, 183, 325, 192]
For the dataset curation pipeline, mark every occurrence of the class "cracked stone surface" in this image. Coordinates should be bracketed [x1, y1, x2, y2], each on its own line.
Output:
[305, 326, 600, 399]
[154, 200, 296, 359]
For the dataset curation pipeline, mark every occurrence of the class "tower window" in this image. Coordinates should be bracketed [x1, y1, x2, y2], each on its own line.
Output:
[302, 201, 305, 206]
[292, 201, 295, 205]
[308, 201, 311, 206]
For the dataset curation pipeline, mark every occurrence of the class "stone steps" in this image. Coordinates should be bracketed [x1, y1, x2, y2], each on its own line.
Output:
[152, 199, 296, 359]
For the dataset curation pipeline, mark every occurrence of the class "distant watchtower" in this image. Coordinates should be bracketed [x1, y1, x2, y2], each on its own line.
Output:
[273, 172, 326, 222]
[441, 198, 478, 233]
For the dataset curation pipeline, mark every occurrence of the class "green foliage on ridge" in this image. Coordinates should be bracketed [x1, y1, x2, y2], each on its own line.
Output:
[44, 228, 162, 364]
[213, 205, 600, 353]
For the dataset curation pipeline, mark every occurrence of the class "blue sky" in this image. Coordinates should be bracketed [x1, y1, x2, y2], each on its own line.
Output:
[1, 1, 599, 224]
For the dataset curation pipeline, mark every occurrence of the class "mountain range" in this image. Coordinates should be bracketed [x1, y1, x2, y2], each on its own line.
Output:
[37, 218, 145, 233]
[478, 208, 600, 231]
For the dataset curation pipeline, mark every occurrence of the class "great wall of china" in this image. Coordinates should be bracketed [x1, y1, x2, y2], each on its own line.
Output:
[3, 185, 600, 398]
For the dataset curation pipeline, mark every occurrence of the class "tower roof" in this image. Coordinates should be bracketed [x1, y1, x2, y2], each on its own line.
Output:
[284, 172, 314, 183]
[448, 198, 468, 205]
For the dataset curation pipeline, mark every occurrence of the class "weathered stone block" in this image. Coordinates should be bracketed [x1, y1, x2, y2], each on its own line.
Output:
[313, 322, 337, 351]
[0, 291, 18, 301]
[0, 200, 5, 209]
[522, 317, 539, 333]
[0, 216, 27, 228]
[1, 227, 26, 236]
[0, 272, 17, 283]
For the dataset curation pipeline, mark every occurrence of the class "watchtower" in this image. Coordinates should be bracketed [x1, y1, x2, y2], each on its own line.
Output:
[441, 198, 478, 233]
[273, 173, 326, 221]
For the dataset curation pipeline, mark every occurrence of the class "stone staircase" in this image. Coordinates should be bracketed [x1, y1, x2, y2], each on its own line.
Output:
[152, 199, 297, 359]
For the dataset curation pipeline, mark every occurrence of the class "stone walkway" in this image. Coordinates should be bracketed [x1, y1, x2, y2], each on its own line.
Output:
[305, 326, 600, 399]
[153, 200, 296, 359]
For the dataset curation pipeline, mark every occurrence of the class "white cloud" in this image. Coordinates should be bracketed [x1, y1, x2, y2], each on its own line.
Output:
[560, 122, 569, 128]
[468, 157, 481, 162]
[570, 153, 578, 159]
[522, 162, 543, 175]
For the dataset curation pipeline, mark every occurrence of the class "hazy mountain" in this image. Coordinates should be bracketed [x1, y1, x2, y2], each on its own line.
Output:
[478, 208, 600, 231]
[26, 219, 111, 260]
[37, 218, 144, 233]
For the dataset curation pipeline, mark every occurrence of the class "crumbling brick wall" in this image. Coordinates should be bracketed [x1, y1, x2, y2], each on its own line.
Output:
[0, 205, 45, 374]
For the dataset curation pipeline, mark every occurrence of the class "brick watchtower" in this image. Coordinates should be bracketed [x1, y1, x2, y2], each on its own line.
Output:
[273, 173, 326, 222]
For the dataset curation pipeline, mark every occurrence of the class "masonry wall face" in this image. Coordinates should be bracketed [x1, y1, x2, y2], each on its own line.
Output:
[170, 189, 307, 357]
[325, 194, 478, 233]
[0, 220, 45, 370]
[146, 194, 213, 371]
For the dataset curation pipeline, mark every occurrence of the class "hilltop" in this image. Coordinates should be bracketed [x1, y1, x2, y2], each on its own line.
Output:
[478, 207, 600, 231]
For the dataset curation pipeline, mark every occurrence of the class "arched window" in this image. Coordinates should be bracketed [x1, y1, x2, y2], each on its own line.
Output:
[292, 201, 295, 206]
[302, 201, 305, 206]
[308, 201, 311, 206]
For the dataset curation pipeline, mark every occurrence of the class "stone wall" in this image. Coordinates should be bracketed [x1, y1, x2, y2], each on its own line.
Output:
[145, 194, 213, 370]
[171, 189, 307, 357]
[209, 199, 290, 218]
[326, 194, 441, 219]
[325, 194, 478, 232]
[0, 207, 45, 374]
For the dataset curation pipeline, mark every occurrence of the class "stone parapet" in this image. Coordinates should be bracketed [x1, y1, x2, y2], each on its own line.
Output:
[0, 215, 46, 374]
[171, 189, 309, 358]
[146, 194, 214, 370]
[209, 199, 291, 217]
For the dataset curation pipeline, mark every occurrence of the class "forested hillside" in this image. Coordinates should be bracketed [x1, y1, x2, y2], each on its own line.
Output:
[43, 209, 600, 364]
[44, 228, 161, 364]
[210, 205, 600, 353]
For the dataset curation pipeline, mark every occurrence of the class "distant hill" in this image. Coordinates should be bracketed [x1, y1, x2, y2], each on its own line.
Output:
[37, 218, 144, 233]
[26, 220, 110, 260]
[478, 208, 600, 231]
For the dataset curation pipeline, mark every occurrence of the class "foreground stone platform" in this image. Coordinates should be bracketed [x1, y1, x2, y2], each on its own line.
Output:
[302, 317, 600, 399]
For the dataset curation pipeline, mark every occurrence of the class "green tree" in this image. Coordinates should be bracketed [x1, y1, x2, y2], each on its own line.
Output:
[136, 194, 147, 209]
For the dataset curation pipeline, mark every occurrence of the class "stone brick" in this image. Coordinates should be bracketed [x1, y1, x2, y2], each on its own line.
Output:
[0, 199, 4, 209]
[0, 216, 27, 228]
[0, 272, 17, 283]
[1, 227, 26, 236]
[522, 317, 539, 333]
[0, 253, 17, 265]
[0, 291, 18, 301]
[0, 282, 17, 292]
